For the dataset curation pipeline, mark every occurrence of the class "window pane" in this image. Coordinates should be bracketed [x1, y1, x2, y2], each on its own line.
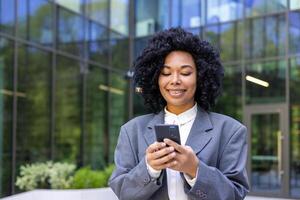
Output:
[204, 25, 220, 50]
[136, 0, 169, 37]
[57, 7, 84, 56]
[85, 65, 108, 169]
[0, 0, 15, 34]
[86, 0, 108, 26]
[16, 46, 51, 188]
[55, 56, 81, 163]
[110, 0, 129, 35]
[290, 56, 300, 198]
[289, 11, 300, 55]
[214, 65, 242, 121]
[245, 18, 264, 59]
[56, 0, 82, 13]
[245, 60, 286, 104]
[245, 0, 287, 17]
[207, 0, 243, 24]
[109, 72, 127, 163]
[88, 21, 109, 64]
[0, 37, 13, 198]
[290, 0, 300, 10]
[111, 32, 129, 69]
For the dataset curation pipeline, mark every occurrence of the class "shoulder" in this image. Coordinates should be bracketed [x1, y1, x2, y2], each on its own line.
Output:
[122, 113, 156, 130]
[208, 111, 246, 134]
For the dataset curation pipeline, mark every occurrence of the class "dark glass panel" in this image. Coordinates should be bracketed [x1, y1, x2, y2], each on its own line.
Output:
[0, 38, 13, 198]
[245, 60, 286, 104]
[134, 36, 150, 59]
[289, 11, 300, 55]
[245, 0, 287, 17]
[204, 25, 220, 50]
[88, 21, 109, 64]
[109, 72, 127, 163]
[0, 0, 15, 34]
[220, 22, 237, 62]
[57, 7, 84, 56]
[214, 65, 242, 121]
[135, 0, 169, 37]
[55, 56, 81, 163]
[84, 65, 108, 169]
[16, 46, 51, 190]
[110, 32, 129, 69]
[290, 57, 300, 198]
[245, 17, 264, 59]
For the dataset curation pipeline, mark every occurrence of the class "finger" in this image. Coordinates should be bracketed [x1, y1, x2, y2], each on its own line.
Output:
[163, 138, 185, 153]
[153, 159, 178, 170]
[151, 151, 176, 166]
[151, 146, 175, 160]
[147, 142, 166, 153]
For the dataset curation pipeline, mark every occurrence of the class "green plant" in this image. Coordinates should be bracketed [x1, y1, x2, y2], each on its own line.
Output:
[16, 161, 76, 191]
[71, 164, 115, 189]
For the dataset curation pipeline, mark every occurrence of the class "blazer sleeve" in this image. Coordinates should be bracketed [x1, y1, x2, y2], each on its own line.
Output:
[108, 125, 164, 200]
[183, 125, 250, 200]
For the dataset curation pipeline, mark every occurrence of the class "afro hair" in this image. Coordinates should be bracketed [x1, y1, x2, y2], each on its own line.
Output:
[133, 27, 224, 114]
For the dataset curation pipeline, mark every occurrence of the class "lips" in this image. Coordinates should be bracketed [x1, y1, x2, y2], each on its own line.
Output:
[167, 89, 186, 98]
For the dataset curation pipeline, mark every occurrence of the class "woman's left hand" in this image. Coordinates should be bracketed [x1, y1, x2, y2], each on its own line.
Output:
[163, 138, 199, 178]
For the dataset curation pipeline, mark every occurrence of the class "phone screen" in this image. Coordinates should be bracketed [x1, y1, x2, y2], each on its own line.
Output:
[154, 124, 181, 144]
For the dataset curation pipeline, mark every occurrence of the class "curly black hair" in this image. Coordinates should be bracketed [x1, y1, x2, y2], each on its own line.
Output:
[133, 27, 224, 114]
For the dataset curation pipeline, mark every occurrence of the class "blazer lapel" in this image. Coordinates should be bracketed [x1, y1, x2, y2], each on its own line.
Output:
[185, 108, 213, 154]
[143, 111, 164, 146]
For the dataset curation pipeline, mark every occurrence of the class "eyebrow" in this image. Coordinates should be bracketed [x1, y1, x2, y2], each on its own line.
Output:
[162, 64, 194, 69]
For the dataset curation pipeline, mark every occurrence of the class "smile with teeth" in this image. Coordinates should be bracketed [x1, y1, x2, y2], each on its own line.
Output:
[167, 89, 186, 97]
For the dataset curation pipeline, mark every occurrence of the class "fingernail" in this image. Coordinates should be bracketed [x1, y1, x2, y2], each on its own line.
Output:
[161, 143, 166, 147]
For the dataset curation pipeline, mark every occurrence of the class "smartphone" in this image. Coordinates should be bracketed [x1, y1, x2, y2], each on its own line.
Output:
[154, 124, 181, 144]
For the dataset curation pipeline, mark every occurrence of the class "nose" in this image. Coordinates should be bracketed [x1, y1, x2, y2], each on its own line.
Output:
[170, 73, 181, 85]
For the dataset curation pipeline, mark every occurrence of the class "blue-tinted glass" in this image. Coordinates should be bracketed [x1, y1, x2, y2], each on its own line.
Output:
[289, 11, 300, 54]
[110, 0, 129, 35]
[0, 0, 15, 34]
[29, 0, 53, 45]
[207, 0, 243, 24]
[245, 0, 287, 17]
[220, 23, 237, 61]
[0, 37, 13, 198]
[135, 0, 169, 37]
[58, 7, 84, 56]
[88, 21, 109, 64]
[86, 0, 108, 26]
[134, 36, 150, 59]
[110, 31, 129, 69]
[204, 25, 220, 49]
[245, 18, 264, 58]
[17, 0, 28, 39]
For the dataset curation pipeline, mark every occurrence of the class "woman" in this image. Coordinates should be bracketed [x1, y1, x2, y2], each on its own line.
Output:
[109, 27, 249, 200]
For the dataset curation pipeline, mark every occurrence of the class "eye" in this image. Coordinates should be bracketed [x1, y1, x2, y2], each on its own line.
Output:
[181, 72, 192, 76]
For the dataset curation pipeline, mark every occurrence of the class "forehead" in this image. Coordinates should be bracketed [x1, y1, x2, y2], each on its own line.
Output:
[164, 51, 195, 67]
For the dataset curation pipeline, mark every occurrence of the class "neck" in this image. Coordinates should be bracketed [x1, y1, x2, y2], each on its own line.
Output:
[166, 102, 195, 115]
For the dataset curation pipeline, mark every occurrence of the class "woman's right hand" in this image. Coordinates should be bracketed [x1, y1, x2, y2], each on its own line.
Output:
[146, 142, 177, 171]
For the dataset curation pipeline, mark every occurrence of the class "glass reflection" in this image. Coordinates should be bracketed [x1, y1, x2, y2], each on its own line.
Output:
[110, 0, 129, 35]
[58, 7, 84, 56]
[85, 65, 107, 169]
[16, 46, 51, 189]
[88, 21, 109, 64]
[55, 56, 81, 163]
[214, 65, 242, 121]
[86, 0, 108, 26]
[109, 72, 127, 163]
[289, 11, 300, 54]
[111, 32, 129, 69]
[56, 0, 82, 13]
[290, 0, 300, 10]
[245, 60, 286, 104]
[290, 57, 300, 198]
[135, 0, 169, 37]
[0, 37, 13, 198]
[204, 25, 220, 49]
[245, 0, 287, 17]
[207, 0, 243, 24]
[0, 0, 15, 34]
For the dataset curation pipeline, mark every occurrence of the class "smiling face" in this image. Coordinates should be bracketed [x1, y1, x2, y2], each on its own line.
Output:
[158, 51, 197, 115]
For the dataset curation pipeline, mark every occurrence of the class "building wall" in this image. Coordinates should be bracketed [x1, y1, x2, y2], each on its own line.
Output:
[0, 0, 129, 197]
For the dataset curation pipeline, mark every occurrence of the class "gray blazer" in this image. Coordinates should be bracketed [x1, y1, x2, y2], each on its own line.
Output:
[109, 108, 249, 200]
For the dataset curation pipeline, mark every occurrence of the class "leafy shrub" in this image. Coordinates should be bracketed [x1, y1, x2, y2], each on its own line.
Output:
[71, 164, 115, 189]
[16, 161, 76, 191]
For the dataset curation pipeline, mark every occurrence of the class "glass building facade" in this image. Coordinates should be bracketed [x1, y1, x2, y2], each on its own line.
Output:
[134, 0, 300, 199]
[0, 0, 300, 199]
[0, 0, 129, 197]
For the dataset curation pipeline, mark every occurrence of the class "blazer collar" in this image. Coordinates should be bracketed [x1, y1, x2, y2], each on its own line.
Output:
[144, 107, 213, 154]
